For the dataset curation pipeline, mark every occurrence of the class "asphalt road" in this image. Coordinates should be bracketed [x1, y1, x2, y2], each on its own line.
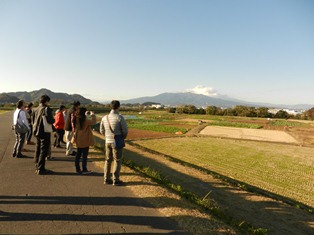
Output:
[0, 111, 188, 235]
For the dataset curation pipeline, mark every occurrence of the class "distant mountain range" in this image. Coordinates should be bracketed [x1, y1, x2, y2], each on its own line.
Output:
[1, 89, 312, 110]
[0, 88, 97, 105]
[121, 92, 313, 110]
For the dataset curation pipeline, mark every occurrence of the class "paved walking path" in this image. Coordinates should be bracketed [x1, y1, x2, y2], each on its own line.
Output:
[0, 111, 187, 234]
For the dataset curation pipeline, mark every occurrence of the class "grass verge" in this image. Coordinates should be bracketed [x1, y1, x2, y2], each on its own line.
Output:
[130, 138, 314, 212]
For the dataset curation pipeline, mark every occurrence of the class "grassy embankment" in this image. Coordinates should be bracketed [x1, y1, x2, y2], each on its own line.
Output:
[132, 137, 314, 209]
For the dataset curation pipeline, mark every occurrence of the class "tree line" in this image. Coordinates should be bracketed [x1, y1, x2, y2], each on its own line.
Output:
[167, 105, 314, 120]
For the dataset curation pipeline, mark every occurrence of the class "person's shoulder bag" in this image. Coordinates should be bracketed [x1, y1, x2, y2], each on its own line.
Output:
[13, 110, 28, 134]
[106, 115, 125, 149]
[43, 107, 53, 133]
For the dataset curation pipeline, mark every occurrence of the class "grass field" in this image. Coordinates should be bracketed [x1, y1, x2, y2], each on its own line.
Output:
[133, 137, 314, 208]
[127, 118, 191, 133]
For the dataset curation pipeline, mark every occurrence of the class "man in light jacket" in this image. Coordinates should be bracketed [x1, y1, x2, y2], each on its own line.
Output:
[12, 100, 30, 158]
[100, 100, 128, 186]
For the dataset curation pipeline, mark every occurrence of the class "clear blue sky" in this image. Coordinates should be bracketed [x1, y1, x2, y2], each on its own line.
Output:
[0, 0, 313, 105]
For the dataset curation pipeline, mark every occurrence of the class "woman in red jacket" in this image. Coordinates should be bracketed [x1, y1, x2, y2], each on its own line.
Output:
[53, 105, 66, 148]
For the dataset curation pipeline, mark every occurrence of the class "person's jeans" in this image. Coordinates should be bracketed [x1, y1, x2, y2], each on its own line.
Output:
[54, 129, 65, 146]
[75, 147, 89, 172]
[34, 133, 51, 171]
[104, 143, 123, 182]
[65, 131, 74, 155]
[26, 125, 33, 142]
[12, 131, 26, 157]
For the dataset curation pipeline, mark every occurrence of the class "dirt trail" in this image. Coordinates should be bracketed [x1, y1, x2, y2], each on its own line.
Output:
[124, 144, 314, 235]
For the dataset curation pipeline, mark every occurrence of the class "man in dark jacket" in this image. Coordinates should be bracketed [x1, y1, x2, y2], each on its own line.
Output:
[64, 101, 80, 156]
[32, 95, 55, 175]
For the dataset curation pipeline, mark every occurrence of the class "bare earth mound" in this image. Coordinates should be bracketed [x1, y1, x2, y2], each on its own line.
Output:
[200, 126, 299, 144]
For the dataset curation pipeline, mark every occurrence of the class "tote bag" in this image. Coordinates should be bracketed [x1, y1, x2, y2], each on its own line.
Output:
[43, 115, 53, 133]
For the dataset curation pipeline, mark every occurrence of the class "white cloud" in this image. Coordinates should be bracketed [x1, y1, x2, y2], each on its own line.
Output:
[186, 85, 218, 97]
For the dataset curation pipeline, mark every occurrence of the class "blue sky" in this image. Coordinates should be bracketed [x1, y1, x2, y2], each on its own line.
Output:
[0, 0, 313, 105]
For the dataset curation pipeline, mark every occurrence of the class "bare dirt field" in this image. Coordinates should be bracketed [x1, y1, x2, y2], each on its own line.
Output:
[200, 126, 299, 144]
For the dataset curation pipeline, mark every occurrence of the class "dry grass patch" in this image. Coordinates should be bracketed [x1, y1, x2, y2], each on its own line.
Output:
[133, 137, 314, 208]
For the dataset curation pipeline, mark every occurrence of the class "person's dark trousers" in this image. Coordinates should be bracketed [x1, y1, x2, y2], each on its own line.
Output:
[75, 147, 89, 172]
[12, 131, 26, 157]
[26, 125, 33, 142]
[55, 129, 65, 146]
[34, 133, 51, 171]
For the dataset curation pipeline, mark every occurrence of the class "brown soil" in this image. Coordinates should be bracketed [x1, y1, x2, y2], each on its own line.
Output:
[199, 126, 299, 144]
[287, 127, 314, 146]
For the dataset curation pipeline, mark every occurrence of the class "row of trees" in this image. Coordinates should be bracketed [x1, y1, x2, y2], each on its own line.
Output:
[168, 105, 311, 120]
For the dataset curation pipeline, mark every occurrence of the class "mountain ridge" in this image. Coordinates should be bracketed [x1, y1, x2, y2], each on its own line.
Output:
[0, 88, 96, 105]
[121, 92, 313, 110]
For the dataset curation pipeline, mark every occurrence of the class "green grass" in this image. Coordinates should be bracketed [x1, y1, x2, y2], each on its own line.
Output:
[128, 120, 189, 133]
[270, 120, 305, 127]
[133, 137, 314, 208]
[209, 121, 263, 129]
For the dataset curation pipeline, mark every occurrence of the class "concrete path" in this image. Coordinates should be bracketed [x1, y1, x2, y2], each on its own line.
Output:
[0, 111, 188, 234]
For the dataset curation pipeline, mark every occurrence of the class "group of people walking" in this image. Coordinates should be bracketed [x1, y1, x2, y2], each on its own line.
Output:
[12, 95, 128, 186]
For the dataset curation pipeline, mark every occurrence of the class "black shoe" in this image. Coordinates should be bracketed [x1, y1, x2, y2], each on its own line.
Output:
[38, 169, 53, 175]
[82, 170, 92, 175]
[104, 179, 113, 185]
[16, 154, 24, 158]
[113, 180, 124, 186]
[76, 170, 82, 174]
[70, 151, 76, 156]
[12, 153, 16, 158]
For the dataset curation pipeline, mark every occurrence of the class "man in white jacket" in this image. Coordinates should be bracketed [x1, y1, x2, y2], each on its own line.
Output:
[12, 100, 30, 158]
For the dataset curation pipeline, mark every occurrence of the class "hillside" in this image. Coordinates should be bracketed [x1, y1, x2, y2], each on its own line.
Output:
[0, 88, 96, 105]
[0, 93, 20, 104]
